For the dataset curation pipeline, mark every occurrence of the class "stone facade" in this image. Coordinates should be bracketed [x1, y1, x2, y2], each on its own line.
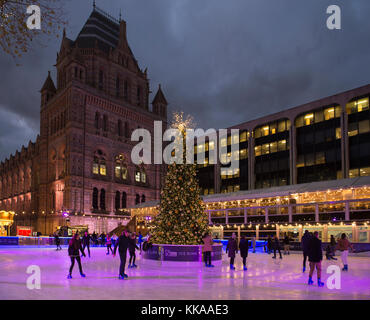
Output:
[0, 7, 168, 235]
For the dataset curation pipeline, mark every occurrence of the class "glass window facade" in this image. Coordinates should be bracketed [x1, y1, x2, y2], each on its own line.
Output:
[296, 105, 342, 184]
[254, 119, 290, 189]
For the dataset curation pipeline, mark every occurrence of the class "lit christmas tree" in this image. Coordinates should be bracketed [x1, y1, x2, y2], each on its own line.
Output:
[152, 112, 209, 245]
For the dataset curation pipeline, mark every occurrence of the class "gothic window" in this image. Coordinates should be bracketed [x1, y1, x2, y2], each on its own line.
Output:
[118, 120, 122, 137]
[134, 166, 146, 183]
[115, 191, 120, 210]
[116, 76, 120, 97]
[92, 150, 107, 176]
[115, 154, 128, 180]
[99, 70, 104, 90]
[125, 122, 130, 138]
[100, 188, 106, 210]
[103, 115, 108, 132]
[74, 67, 78, 78]
[92, 187, 98, 209]
[122, 192, 127, 208]
[95, 112, 100, 129]
[135, 170, 141, 182]
[135, 194, 140, 205]
[141, 194, 145, 203]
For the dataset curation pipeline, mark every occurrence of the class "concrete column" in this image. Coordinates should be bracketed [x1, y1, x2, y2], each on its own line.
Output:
[298, 225, 303, 241]
[345, 201, 350, 221]
[214, 162, 221, 194]
[323, 224, 328, 242]
[341, 107, 350, 179]
[237, 226, 241, 243]
[225, 210, 229, 225]
[265, 207, 269, 223]
[244, 208, 247, 224]
[315, 204, 319, 222]
[352, 224, 357, 242]
[248, 135, 255, 190]
[256, 225, 259, 240]
[290, 124, 297, 185]
[288, 205, 292, 223]
[276, 224, 280, 238]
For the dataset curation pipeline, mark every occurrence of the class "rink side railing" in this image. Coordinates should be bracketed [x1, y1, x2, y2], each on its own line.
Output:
[0, 236, 72, 246]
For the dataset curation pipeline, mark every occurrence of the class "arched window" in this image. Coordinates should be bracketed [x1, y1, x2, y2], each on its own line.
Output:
[92, 150, 107, 176]
[99, 70, 104, 90]
[135, 165, 146, 183]
[137, 86, 142, 106]
[118, 120, 122, 136]
[122, 192, 127, 208]
[135, 194, 140, 205]
[123, 80, 129, 101]
[100, 188, 106, 210]
[141, 194, 145, 203]
[125, 122, 130, 138]
[115, 191, 120, 210]
[95, 112, 100, 129]
[92, 187, 98, 209]
[103, 115, 108, 132]
[115, 154, 128, 180]
[116, 76, 120, 97]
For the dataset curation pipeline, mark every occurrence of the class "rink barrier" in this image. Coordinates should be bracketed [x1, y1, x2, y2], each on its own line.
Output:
[0, 236, 72, 246]
[143, 244, 223, 262]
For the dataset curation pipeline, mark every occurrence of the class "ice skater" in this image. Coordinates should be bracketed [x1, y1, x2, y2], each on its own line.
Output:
[283, 233, 290, 255]
[267, 235, 273, 254]
[82, 231, 91, 258]
[226, 233, 238, 270]
[113, 229, 130, 279]
[251, 236, 256, 253]
[307, 231, 324, 287]
[336, 233, 353, 271]
[128, 232, 139, 268]
[202, 232, 214, 267]
[301, 230, 311, 272]
[106, 235, 113, 255]
[67, 234, 86, 279]
[272, 235, 282, 259]
[239, 235, 248, 271]
[138, 231, 144, 254]
[54, 233, 62, 251]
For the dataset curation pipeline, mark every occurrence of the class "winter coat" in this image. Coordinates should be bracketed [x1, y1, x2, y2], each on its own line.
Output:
[138, 234, 144, 244]
[68, 239, 85, 257]
[128, 237, 139, 253]
[267, 237, 273, 249]
[283, 236, 290, 245]
[239, 239, 249, 258]
[54, 235, 61, 245]
[202, 235, 213, 252]
[113, 234, 130, 254]
[308, 237, 323, 263]
[273, 237, 281, 249]
[301, 232, 311, 253]
[336, 238, 353, 251]
[226, 238, 238, 258]
[82, 234, 91, 245]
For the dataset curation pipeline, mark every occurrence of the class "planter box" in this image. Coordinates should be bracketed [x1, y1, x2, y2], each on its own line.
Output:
[143, 244, 222, 262]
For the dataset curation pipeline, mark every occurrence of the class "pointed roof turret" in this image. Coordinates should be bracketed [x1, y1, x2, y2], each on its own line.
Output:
[40, 71, 56, 92]
[152, 84, 168, 105]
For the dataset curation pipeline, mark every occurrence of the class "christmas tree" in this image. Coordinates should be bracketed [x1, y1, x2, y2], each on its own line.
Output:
[152, 112, 209, 245]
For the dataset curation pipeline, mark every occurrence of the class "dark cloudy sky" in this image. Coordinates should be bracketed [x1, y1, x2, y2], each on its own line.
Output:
[1, 0, 370, 161]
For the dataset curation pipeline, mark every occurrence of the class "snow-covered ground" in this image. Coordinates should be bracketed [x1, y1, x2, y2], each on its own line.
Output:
[0, 246, 369, 300]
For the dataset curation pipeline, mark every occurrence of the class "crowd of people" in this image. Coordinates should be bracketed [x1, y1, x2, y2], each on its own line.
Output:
[59, 228, 354, 286]
[64, 230, 147, 279]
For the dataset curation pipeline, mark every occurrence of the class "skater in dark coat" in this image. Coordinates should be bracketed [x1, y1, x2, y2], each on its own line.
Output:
[113, 229, 130, 279]
[239, 236, 249, 271]
[226, 233, 238, 270]
[301, 230, 311, 272]
[128, 233, 139, 268]
[272, 235, 282, 259]
[267, 235, 273, 254]
[67, 234, 86, 279]
[82, 232, 91, 257]
[307, 231, 324, 286]
[106, 235, 113, 255]
[54, 233, 62, 250]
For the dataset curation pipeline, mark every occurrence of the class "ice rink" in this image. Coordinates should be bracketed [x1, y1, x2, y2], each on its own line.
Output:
[0, 246, 369, 300]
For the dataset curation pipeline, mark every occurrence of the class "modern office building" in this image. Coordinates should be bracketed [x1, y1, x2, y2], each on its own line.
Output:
[195, 84, 370, 195]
